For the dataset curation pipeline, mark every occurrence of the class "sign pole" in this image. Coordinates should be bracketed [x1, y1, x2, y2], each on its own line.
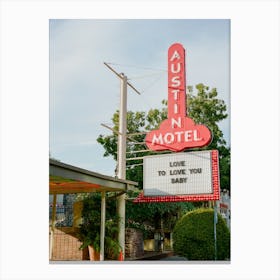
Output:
[100, 191, 106, 261]
[214, 200, 218, 260]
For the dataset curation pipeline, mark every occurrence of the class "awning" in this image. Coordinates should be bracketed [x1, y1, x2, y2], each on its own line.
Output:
[50, 159, 137, 194]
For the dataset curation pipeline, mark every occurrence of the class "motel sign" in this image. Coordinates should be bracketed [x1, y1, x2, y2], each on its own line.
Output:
[145, 43, 212, 152]
[136, 43, 220, 203]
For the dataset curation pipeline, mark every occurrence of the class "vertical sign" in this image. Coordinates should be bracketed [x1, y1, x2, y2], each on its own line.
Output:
[145, 43, 212, 152]
[167, 43, 186, 119]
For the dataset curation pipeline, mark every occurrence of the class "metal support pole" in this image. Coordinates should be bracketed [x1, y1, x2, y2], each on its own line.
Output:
[104, 63, 140, 260]
[117, 74, 127, 260]
[49, 194, 57, 260]
[214, 201, 218, 260]
[100, 191, 106, 261]
[160, 217, 164, 252]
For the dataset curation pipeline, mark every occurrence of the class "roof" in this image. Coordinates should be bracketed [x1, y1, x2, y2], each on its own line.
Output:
[49, 159, 138, 194]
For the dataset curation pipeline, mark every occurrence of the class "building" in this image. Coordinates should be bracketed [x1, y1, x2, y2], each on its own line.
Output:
[49, 158, 137, 261]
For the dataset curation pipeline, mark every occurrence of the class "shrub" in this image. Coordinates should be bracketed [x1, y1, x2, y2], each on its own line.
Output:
[173, 208, 230, 260]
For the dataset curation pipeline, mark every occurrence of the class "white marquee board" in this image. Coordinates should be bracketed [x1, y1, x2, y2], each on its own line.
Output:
[143, 151, 215, 196]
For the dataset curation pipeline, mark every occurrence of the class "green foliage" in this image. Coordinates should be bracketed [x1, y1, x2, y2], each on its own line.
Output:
[145, 100, 167, 130]
[218, 146, 231, 190]
[126, 220, 154, 239]
[97, 111, 147, 187]
[173, 208, 230, 260]
[78, 193, 121, 259]
[187, 84, 228, 148]
[126, 191, 194, 237]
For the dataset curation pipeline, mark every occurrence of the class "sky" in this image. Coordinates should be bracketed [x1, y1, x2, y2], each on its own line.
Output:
[50, 19, 230, 176]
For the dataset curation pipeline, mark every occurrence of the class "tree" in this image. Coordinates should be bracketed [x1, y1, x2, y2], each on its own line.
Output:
[187, 84, 230, 191]
[97, 83, 230, 191]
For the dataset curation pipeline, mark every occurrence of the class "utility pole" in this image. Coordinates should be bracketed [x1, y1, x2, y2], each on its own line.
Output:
[116, 73, 127, 259]
[104, 62, 140, 260]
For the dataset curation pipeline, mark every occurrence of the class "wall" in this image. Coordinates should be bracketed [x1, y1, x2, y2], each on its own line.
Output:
[50, 227, 87, 260]
[49, 201, 87, 261]
[125, 228, 144, 259]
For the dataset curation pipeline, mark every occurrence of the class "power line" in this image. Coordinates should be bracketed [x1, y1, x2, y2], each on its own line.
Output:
[128, 71, 166, 81]
[106, 62, 166, 72]
[140, 71, 166, 94]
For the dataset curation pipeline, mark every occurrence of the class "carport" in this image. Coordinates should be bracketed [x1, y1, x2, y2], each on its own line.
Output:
[49, 159, 137, 261]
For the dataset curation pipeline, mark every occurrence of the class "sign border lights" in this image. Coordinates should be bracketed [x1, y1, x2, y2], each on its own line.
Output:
[145, 43, 212, 152]
[134, 150, 220, 203]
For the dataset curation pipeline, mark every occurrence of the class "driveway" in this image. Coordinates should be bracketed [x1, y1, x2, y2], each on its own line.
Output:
[158, 255, 187, 261]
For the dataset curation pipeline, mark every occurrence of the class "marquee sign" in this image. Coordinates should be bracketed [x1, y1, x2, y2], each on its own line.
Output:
[134, 150, 220, 203]
[134, 43, 220, 203]
[145, 43, 212, 152]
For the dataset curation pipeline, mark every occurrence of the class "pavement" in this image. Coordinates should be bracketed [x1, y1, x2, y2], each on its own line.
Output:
[126, 251, 187, 261]
[159, 255, 188, 261]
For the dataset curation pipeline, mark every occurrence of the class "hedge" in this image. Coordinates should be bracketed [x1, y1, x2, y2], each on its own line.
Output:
[173, 208, 230, 260]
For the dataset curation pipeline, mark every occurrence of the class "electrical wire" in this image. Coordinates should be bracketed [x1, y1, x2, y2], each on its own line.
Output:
[140, 72, 166, 94]
[128, 71, 166, 81]
[106, 62, 166, 72]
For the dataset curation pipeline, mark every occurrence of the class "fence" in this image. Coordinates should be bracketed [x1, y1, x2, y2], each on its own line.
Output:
[49, 194, 87, 260]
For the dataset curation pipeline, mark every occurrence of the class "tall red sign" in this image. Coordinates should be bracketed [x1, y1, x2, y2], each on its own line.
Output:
[145, 43, 212, 152]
